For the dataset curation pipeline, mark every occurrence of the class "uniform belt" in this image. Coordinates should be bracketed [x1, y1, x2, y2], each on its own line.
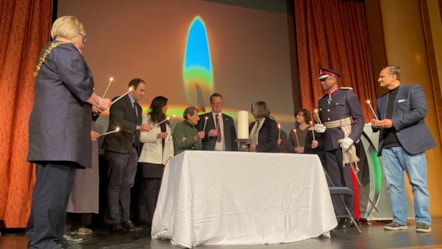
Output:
[323, 117, 352, 128]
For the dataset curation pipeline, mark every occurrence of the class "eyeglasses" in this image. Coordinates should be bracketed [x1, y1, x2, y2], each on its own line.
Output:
[78, 33, 87, 43]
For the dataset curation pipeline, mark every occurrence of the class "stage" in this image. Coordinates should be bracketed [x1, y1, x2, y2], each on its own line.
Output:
[1, 219, 442, 249]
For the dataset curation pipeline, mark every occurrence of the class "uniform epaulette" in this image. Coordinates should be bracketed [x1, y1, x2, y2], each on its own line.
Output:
[319, 94, 328, 100]
[340, 87, 353, 90]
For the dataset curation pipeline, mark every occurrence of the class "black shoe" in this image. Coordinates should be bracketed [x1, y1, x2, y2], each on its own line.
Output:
[110, 223, 123, 233]
[339, 218, 356, 229]
[122, 220, 141, 231]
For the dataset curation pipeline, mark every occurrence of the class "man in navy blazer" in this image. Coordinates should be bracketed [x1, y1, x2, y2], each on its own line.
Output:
[371, 65, 436, 233]
[103, 78, 152, 232]
[197, 93, 237, 151]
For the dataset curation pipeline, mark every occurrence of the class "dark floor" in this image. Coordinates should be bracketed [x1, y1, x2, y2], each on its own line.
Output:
[1, 218, 442, 249]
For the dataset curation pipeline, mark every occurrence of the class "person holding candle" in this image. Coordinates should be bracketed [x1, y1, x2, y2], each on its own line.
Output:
[371, 65, 435, 233]
[249, 101, 278, 152]
[26, 16, 112, 249]
[173, 106, 205, 155]
[137, 96, 174, 228]
[315, 67, 364, 229]
[272, 118, 287, 153]
[197, 93, 237, 151]
[103, 78, 152, 233]
[287, 109, 311, 154]
[286, 109, 326, 164]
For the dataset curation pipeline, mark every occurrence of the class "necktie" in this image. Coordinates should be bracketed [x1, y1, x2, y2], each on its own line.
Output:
[133, 102, 138, 121]
[215, 114, 222, 142]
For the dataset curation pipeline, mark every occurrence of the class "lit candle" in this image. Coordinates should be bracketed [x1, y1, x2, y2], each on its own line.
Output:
[313, 108, 322, 124]
[310, 121, 315, 140]
[366, 100, 379, 120]
[201, 116, 208, 132]
[293, 128, 300, 147]
[111, 86, 133, 105]
[99, 127, 120, 137]
[102, 77, 113, 98]
[157, 116, 170, 126]
[278, 123, 281, 139]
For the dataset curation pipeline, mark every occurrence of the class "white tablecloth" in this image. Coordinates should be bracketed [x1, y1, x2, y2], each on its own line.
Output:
[152, 151, 337, 247]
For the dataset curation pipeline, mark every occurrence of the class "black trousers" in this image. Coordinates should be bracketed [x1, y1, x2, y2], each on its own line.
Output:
[27, 163, 75, 249]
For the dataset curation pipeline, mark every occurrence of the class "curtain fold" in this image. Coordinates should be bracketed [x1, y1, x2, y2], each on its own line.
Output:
[0, 0, 52, 227]
[294, 0, 376, 119]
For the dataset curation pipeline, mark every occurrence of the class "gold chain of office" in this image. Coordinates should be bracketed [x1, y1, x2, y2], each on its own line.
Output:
[34, 41, 68, 78]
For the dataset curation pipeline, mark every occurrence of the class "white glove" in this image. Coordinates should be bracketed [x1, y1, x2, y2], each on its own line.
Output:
[314, 124, 326, 133]
[338, 137, 354, 151]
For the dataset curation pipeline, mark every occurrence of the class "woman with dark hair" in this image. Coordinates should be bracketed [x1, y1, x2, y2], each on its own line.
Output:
[138, 96, 174, 227]
[288, 108, 326, 167]
[249, 101, 278, 152]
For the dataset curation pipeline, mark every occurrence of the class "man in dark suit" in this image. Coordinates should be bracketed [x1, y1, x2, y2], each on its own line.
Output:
[371, 65, 436, 233]
[103, 78, 152, 232]
[197, 93, 237, 151]
[315, 67, 365, 229]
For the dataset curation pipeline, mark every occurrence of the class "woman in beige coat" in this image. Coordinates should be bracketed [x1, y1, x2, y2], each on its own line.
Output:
[138, 96, 173, 227]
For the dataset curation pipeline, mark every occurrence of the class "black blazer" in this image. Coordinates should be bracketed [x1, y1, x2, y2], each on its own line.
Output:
[103, 95, 142, 154]
[249, 117, 278, 152]
[197, 112, 238, 151]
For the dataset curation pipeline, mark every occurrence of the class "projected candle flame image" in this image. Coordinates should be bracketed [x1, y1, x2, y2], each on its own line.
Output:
[183, 16, 213, 112]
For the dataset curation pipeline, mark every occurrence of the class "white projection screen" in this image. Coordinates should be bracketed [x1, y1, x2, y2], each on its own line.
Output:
[56, 0, 299, 133]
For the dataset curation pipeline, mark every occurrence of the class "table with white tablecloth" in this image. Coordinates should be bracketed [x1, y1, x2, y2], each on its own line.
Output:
[152, 151, 337, 247]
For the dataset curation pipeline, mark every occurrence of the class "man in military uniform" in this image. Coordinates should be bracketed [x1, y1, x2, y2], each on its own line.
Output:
[315, 67, 364, 229]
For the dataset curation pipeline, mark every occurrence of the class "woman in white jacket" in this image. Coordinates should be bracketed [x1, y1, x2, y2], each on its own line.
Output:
[138, 96, 173, 227]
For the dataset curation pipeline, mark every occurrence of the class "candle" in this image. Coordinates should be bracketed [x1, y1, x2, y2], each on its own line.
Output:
[278, 123, 281, 139]
[102, 77, 113, 98]
[157, 117, 170, 126]
[293, 128, 300, 147]
[237, 111, 249, 139]
[310, 121, 315, 140]
[366, 100, 379, 120]
[99, 127, 120, 137]
[313, 108, 322, 124]
[201, 116, 208, 132]
[111, 86, 133, 105]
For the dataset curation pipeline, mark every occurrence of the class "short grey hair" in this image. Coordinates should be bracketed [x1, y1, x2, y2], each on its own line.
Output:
[383, 65, 401, 81]
[51, 16, 84, 40]
[252, 101, 270, 118]
[183, 106, 198, 119]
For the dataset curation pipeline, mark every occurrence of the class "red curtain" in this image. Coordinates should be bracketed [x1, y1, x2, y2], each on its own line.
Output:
[294, 0, 377, 219]
[294, 0, 377, 119]
[0, 0, 52, 227]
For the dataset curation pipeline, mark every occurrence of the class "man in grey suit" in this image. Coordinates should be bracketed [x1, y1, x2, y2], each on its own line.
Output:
[103, 78, 152, 232]
[371, 65, 436, 233]
[197, 93, 237, 151]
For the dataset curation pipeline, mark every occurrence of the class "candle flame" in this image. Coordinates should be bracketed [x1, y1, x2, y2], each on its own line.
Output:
[115, 127, 120, 132]
[129, 86, 133, 91]
[366, 99, 371, 104]
[293, 128, 296, 132]
[313, 108, 318, 113]
[109, 77, 114, 82]
[278, 124, 281, 129]
[205, 116, 208, 120]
